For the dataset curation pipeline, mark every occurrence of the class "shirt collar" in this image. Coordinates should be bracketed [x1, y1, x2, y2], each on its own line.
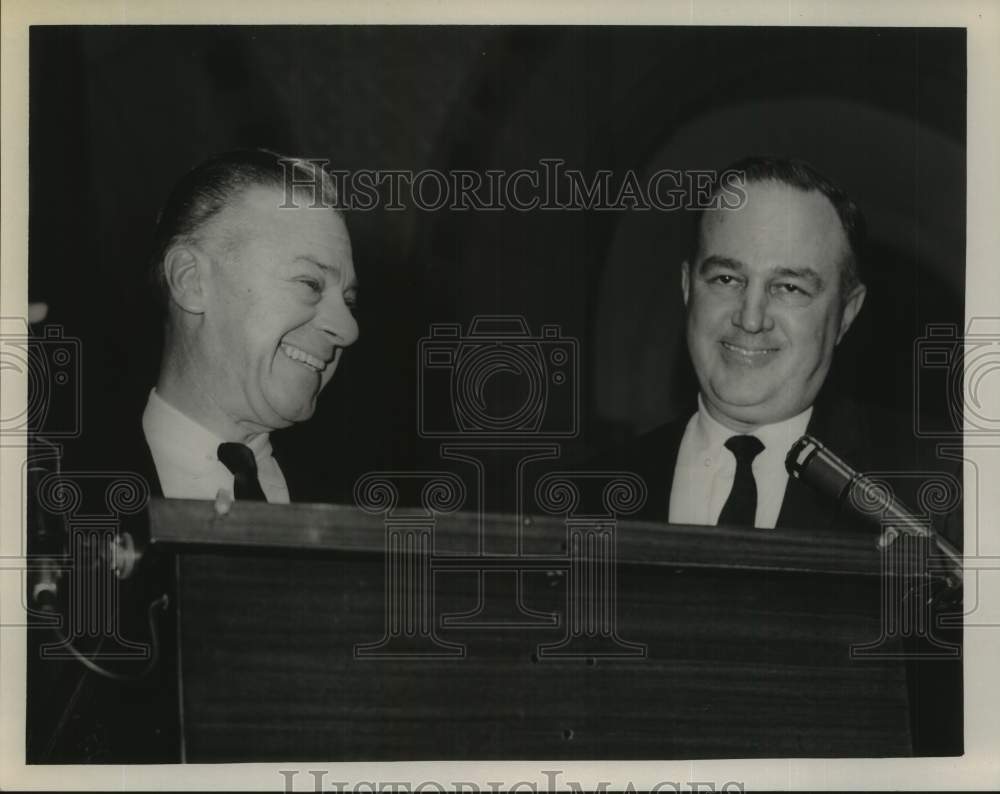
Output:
[143, 388, 273, 466]
[693, 394, 813, 461]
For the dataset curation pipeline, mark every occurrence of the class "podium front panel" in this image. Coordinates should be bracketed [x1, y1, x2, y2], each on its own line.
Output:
[173, 540, 912, 760]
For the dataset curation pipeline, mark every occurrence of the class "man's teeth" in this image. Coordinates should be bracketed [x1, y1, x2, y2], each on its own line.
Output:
[722, 342, 776, 356]
[281, 343, 325, 371]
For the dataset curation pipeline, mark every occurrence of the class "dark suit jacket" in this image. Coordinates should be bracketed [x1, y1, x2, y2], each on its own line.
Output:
[592, 391, 963, 755]
[29, 398, 307, 763]
[597, 393, 960, 538]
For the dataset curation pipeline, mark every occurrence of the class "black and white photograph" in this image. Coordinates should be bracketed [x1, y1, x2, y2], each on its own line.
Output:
[2, 1, 999, 791]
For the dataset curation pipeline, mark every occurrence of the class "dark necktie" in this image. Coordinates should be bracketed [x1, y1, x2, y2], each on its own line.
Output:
[717, 434, 764, 527]
[217, 442, 267, 501]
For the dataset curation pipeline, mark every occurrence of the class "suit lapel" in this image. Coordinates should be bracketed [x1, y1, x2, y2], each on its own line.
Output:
[775, 470, 835, 530]
[775, 396, 865, 530]
[628, 415, 691, 522]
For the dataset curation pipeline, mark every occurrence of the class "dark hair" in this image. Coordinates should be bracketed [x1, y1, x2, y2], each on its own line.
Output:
[688, 156, 867, 295]
[148, 149, 340, 306]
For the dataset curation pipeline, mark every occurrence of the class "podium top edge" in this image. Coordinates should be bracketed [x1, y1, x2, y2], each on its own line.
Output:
[147, 497, 883, 577]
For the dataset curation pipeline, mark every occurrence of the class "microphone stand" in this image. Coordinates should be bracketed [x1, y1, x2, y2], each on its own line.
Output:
[786, 434, 963, 591]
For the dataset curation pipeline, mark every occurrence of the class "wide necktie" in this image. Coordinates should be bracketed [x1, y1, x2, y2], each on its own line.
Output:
[217, 442, 267, 501]
[717, 434, 764, 527]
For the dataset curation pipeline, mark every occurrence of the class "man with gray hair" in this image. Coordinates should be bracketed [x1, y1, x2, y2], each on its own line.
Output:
[143, 149, 359, 503]
[31, 151, 359, 763]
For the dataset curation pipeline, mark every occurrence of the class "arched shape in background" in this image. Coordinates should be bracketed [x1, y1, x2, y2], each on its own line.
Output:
[596, 97, 964, 434]
[412, 27, 963, 445]
[30, 26, 964, 480]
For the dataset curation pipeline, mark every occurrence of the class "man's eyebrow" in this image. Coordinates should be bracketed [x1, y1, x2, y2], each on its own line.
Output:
[295, 255, 359, 290]
[697, 255, 745, 272]
[773, 266, 824, 288]
[698, 257, 826, 289]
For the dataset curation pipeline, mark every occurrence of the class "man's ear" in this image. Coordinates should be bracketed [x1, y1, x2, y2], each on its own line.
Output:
[681, 260, 691, 307]
[162, 245, 209, 314]
[836, 283, 867, 344]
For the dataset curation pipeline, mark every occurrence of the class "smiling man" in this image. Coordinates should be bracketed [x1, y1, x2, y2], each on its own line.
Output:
[144, 149, 359, 503]
[34, 151, 361, 765]
[682, 179, 865, 437]
[671, 158, 866, 528]
[610, 156, 872, 529]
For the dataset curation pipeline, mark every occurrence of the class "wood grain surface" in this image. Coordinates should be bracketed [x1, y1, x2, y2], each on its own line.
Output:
[163, 500, 912, 761]
[151, 498, 884, 575]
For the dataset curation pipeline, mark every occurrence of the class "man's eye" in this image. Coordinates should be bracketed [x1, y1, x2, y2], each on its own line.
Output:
[775, 282, 808, 296]
[298, 278, 323, 293]
[344, 290, 359, 310]
[709, 274, 740, 286]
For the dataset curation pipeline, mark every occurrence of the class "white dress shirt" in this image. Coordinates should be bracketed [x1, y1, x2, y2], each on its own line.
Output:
[668, 396, 812, 528]
[141, 388, 289, 503]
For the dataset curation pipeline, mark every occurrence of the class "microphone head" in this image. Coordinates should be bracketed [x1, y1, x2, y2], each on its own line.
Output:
[785, 433, 859, 504]
[785, 434, 822, 479]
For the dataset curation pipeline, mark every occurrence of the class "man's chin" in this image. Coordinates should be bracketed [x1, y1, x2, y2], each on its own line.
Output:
[708, 378, 776, 408]
[260, 392, 319, 430]
[710, 389, 812, 427]
[706, 385, 783, 425]
[279, 403, 317, 426]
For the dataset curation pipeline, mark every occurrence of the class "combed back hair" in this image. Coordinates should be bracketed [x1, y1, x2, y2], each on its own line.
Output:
[688, 156, 867, 296]
[148, 149, 340, 307]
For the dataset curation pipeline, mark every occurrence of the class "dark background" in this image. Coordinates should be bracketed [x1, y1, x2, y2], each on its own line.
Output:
[29, 26, 965, 500]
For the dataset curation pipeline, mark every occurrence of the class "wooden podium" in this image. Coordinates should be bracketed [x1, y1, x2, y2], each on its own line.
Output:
[149, 497, 926, 761]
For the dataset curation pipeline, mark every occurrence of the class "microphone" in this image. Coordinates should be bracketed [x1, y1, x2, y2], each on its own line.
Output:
[785, 434, 962, 582]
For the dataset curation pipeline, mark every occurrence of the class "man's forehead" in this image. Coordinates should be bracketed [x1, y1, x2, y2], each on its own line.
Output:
[208, 184, 349, 249]
[226, 183, 342, 224]
[699, 180, 848, 268]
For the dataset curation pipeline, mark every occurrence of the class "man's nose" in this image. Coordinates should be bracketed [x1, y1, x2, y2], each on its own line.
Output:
[317, 292, 360, 348]
[733, 285, 772, 333]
